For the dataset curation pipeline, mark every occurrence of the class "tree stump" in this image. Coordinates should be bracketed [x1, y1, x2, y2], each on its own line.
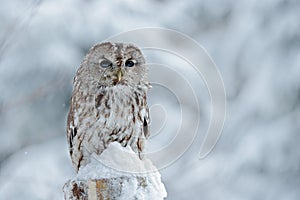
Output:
[64, 176, 151, 200]
[63, 142, 167, 200]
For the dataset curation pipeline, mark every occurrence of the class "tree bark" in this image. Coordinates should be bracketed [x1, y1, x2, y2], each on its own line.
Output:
[63, 176, 149, 200]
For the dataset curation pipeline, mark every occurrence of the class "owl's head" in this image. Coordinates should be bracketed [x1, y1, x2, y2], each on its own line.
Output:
[81, 42, 148, 88]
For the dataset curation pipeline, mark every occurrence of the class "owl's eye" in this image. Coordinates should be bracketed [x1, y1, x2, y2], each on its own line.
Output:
[125, 59, 136, 67]
[100, 60, 112, 68]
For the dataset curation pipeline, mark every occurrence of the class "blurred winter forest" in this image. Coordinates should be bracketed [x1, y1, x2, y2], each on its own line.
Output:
[1, 0, 300, 199]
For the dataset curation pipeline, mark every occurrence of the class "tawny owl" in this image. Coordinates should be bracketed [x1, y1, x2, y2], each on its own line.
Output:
[67, 42, 151, 172]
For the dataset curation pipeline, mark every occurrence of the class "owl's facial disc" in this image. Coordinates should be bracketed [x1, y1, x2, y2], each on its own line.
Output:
[86, 42, 147, 88]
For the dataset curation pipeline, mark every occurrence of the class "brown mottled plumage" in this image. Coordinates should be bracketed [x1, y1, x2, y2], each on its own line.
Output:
[67, 42, 151, 172]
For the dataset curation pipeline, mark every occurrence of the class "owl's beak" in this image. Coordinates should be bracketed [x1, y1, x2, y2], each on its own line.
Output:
[116, 69, 123, 82]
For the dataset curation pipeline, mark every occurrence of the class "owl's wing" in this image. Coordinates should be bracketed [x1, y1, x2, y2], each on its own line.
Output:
[143, 108, 150, 139]
[142, 94, 150, 139]
[66, 98, 76, 157]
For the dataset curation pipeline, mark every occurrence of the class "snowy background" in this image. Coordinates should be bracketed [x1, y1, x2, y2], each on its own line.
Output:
[1, 0, 300, 199]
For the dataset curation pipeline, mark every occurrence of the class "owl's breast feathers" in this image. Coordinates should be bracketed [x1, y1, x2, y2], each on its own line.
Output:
[67, 84, 150, 171]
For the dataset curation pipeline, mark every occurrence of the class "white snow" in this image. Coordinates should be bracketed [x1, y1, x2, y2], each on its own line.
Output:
[74, 142, 167, 199]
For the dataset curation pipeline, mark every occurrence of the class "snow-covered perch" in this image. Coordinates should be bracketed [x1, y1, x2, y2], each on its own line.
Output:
[63, 142, 167, 200]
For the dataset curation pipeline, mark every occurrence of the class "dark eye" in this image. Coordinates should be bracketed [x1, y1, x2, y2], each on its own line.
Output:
[100, 60, 112, 68]
[125, 59, 135, 67]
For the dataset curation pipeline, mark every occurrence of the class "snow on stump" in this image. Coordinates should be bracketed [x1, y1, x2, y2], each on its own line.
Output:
[63, 142, 167, 200]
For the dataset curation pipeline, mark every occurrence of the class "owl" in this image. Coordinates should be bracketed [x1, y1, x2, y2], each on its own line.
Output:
[67, 42, 151, 172]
